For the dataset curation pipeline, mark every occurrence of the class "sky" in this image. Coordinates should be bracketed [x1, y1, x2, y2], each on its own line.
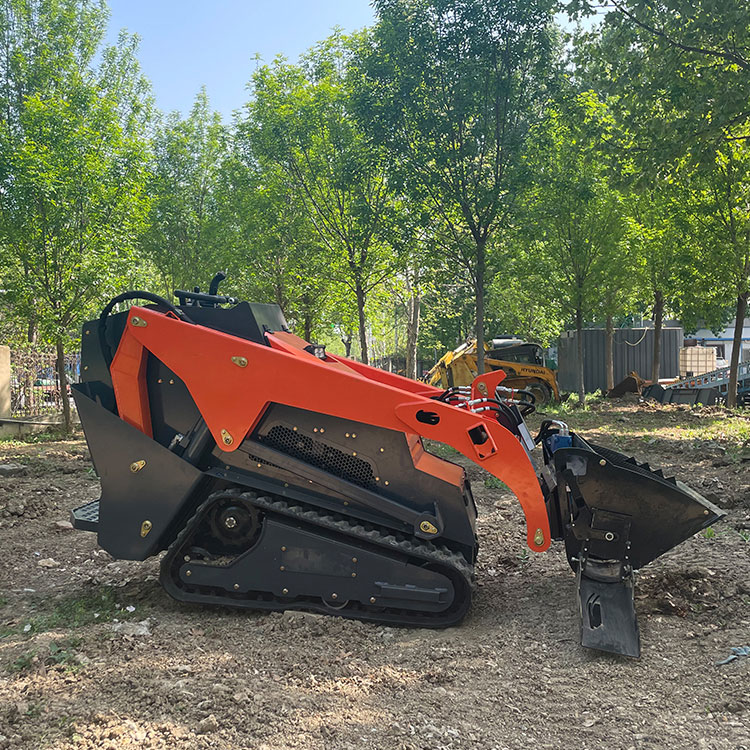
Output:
[104, 1, 376, 121]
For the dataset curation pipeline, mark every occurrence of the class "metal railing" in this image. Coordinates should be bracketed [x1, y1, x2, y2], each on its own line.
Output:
[9, 348, 80, 419]
[667, 361, 750, 395]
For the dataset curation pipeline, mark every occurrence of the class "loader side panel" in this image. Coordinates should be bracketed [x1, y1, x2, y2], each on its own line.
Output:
[145, 357, 202, 449]
[208, 404, 478, 558]
[73, 386, 204, 560]
[255, 405, 477, 547]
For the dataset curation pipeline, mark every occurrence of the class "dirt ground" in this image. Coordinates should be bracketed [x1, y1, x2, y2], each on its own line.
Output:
[0, 399, 748, 750]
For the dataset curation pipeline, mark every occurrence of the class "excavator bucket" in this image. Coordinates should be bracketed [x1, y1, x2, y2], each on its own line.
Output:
[538, 425, 724, 656]
[69, 275, 724, 658]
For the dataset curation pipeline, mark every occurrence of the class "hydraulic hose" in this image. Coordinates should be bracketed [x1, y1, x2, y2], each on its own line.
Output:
[98, 291, 194, 369]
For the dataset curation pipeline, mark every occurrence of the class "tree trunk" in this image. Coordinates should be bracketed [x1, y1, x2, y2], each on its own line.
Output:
[27, 316, 37, 344]
[576, 306, 585, 405]
[341, 332, 352, 358]
[274, 282, 285, 315]
[727, 291, 748, 408]
[651, 289, 664, 384]
[475, 236, 486, 375]
[55, 337, 72, 433]
[605, 314, 614, 392]
[355, 280, 368, 365]
[405, 291, 420, 380]
[303, 314, 313, 342]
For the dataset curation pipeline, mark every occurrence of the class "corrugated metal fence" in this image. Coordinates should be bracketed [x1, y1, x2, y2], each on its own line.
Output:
[557, 327, 682, 393]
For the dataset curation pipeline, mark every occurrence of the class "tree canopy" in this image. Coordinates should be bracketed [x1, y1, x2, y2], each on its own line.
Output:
[2, 0, 749, 421]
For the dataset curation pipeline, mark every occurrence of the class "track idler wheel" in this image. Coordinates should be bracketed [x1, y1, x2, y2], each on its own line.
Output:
[207, 497, 260, 551]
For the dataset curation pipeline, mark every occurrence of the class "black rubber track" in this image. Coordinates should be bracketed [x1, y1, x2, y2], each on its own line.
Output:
[160, 488, 474, 628]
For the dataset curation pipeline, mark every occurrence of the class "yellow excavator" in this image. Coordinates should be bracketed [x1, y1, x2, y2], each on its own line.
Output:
[427, 338, 560, 405]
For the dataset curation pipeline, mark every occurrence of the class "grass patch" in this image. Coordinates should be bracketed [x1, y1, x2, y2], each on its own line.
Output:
[8, 636, 84, 674]
[484, 476, 508, 490]
[0, 428, 80, 446]
[423, 440, 460, 459]
[539, 392, 605, 416]
[47, 637, 84, 669]
[9, 649, 36, 673]
[14, 587, 137, 636]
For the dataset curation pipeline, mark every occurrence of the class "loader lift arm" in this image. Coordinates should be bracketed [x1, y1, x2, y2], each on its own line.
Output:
[110, 306, 551, 552]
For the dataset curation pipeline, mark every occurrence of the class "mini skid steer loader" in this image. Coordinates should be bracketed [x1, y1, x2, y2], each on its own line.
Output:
[71, 275, 724, 657]
[427, 338, 560, 405]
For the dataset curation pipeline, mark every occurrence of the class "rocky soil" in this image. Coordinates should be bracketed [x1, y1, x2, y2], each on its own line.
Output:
[0, 400, 748, 749]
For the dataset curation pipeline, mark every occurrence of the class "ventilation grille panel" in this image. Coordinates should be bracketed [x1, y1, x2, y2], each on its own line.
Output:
[264, 425, 376, 489]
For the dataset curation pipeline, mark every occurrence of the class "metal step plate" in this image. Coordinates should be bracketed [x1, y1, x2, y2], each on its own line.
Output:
[71, 500, 100, 532]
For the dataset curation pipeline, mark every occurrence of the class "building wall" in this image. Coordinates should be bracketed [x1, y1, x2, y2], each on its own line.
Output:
[686, 319, 750, 365]
[557, 328, 682, 393]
